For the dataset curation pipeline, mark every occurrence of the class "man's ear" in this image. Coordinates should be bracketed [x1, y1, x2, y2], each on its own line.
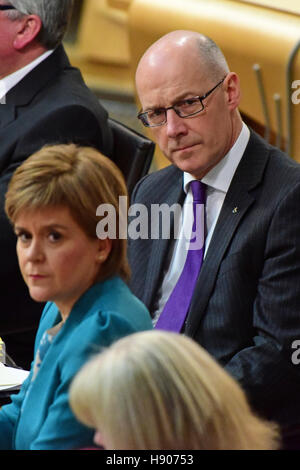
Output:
[13, 15, 42, 50]
[224, 72, 241, 111]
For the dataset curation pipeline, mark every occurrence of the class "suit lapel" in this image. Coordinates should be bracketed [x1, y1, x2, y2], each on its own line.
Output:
[5, 45, 70, 107]
[0, 46, 69, 130]
[0, 104, 16, 128]
[142, 167, 184, 308]
[186, 131, 270, 335]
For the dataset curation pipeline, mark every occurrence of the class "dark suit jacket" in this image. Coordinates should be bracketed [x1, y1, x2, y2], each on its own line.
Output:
[129, 130, 300, 428]
[0, 45, 113, 369]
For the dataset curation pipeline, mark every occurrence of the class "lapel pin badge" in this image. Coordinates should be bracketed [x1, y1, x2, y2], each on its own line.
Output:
[232, 207, 238, 214]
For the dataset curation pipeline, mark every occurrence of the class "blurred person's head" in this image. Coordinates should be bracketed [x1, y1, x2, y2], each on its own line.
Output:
[0, 0, 73, 77]
[70, 330, 280, 450]
[5, 144, 129, 320]
[136, 30, 242, 180]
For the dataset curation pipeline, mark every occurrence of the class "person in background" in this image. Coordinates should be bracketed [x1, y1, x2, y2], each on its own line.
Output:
[0, 144, 152, 450]
[0, 0, 114, 369]
[70, 330, 280, 450]
[128, 30, 300, 448]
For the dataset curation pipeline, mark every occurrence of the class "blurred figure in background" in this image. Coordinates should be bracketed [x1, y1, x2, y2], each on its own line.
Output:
[0, 144, 152, 450]
[0, 0, 113, 369]
[70, 330, 280, 450]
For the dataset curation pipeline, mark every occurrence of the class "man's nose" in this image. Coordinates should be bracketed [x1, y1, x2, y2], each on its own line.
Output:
[166, 109, 188, 138]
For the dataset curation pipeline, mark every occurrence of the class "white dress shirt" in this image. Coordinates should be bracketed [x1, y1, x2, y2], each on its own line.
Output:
[0, 49, 53, 103]
[153, 123, 250, 323]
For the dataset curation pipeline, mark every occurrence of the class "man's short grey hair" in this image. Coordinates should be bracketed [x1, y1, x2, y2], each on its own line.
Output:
[195, 35, 230, 80]
[6, 0, 74, 49]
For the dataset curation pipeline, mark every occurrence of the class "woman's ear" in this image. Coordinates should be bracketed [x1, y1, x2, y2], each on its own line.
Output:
[97, 238, 112, 264]
[13, 15, 42, 50]
[224, 72, 241, 111]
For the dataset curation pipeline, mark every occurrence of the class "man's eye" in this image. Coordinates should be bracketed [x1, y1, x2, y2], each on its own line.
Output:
[181, 98, 199, 107]
[148, 108, 165, 118]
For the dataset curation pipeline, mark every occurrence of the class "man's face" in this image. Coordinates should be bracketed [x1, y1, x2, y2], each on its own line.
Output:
[136, 49, 240, 179]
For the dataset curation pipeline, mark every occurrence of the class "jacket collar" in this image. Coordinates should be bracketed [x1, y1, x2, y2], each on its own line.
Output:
[5, 45, 70, 106]
[0, 46, 69, 129]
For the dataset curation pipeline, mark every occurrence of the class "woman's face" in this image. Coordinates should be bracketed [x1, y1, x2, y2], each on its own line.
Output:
[15, 205, 109, 320]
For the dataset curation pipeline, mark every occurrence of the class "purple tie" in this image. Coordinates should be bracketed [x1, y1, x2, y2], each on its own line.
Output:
[155, 181, 206, 332]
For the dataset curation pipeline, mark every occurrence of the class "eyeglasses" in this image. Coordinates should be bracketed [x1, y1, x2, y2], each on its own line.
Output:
[138, 77, 226, 127]
[0, 5, 16, 10]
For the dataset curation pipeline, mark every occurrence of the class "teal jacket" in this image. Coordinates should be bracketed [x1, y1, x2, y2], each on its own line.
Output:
[0, 277, 152, 450]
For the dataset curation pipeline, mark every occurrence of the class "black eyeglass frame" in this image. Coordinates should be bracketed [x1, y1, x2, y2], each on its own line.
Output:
[138, 76, 226, 128]
[0, 5, 16, 10]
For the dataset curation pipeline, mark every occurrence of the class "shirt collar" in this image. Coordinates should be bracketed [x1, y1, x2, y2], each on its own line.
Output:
[184, 122, 250, 193]
[0, 49, 54, 101]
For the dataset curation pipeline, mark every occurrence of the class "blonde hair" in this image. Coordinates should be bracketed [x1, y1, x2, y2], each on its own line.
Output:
[5, 144, 130, 282]
[69, 331, 280, 450]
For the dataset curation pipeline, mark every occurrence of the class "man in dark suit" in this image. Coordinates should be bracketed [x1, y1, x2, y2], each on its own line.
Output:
[129, 30, 300, 448]
[0, 0, 113, 369]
